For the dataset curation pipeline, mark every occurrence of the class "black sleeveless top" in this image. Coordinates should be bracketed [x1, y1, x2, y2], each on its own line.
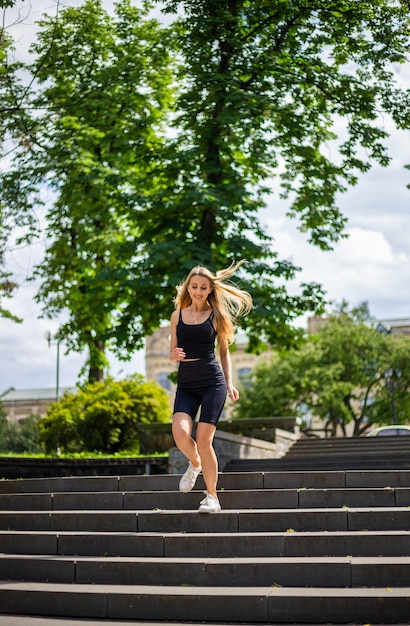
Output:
[176, 309, 217, 361]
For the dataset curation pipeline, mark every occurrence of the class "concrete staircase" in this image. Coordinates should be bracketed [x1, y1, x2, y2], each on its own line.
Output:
[0, 469, 410, 623]
[224, 434, 410, 472]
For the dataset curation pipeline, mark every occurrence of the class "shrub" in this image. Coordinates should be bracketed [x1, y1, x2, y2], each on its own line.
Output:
[0, 412, 43, 454]
[39, 375, 170, 454]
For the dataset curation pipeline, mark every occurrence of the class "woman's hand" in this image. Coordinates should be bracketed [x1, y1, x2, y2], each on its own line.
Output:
[227, 383, 239, 402]
[170, 347, 186, 362]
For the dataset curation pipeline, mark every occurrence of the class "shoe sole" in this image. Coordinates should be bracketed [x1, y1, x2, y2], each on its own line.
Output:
[198, 507, 221, 514]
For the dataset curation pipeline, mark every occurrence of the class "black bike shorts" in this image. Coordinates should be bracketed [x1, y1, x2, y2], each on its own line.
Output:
[173, 360, 227, 426]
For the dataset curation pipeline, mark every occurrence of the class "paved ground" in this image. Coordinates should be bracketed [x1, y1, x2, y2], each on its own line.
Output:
[0, 619, 409, 626]
[0, 619, 311, 626]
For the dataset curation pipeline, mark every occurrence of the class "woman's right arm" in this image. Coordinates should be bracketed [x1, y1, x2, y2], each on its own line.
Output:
[169, 309, 186, 362]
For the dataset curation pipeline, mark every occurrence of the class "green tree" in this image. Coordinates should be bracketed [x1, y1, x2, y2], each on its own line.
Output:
[233, 348, 311, 419]
[39, 375, 170, 455]
[365, 333, 410, 427]
[303, 303, 393, 436]
[0, 402, 7, 444]
[134, 0, 410, 350]
[0, 406, 43, 453]
[234, 303, 410, 436]
[1, 0, 174, 380]
[0, 15, 24, 322]
[1, 0, 410, 379]
[0, 413, 43, 453]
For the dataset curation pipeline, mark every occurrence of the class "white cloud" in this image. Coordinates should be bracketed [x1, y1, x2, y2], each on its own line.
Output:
[265, 171, 410, 322]
[338, 228, 394, 264]
[0, 280, 145, 391]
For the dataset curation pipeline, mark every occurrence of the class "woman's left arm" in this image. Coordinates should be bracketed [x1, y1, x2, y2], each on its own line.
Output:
[219, 339, 239, 402]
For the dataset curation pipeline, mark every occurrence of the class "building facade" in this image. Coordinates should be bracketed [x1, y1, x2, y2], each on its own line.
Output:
[1, 387, 76, 423]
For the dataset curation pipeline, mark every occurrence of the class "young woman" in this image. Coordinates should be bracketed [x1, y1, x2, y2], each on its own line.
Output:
[169, 260, 252, 513]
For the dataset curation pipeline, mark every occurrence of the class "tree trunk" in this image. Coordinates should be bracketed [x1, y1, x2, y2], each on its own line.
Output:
[88, 339, 105, 383]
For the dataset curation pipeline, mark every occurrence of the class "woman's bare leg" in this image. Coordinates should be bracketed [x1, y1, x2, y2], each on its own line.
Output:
[172, 412, 201, 468]
[196, 422, 218, 497]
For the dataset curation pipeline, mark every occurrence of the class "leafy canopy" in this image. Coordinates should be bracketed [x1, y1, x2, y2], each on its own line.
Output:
[234, 302, 410, 436]
[1, 0, 175, 378]
[130, 0, 410, 350]
[0, 0, 409, 379]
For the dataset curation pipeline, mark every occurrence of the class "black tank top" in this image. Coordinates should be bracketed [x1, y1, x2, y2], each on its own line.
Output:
[176, 309, 217, 360]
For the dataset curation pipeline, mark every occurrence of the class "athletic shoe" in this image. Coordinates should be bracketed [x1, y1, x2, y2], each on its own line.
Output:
[179, 462, 202, 493]
[198, 491, 221, 513]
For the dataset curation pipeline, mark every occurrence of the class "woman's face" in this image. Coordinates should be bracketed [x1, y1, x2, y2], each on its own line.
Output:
[187, 274, 212, 305]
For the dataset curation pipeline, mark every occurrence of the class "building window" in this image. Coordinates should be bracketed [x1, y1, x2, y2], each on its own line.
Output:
[237, 367, 252, 388]
[157, 372, 172, 391]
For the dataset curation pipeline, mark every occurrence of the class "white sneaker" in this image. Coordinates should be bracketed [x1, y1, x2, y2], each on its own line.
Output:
[179, 462, 202, 493]
[198, 491, 221, 513]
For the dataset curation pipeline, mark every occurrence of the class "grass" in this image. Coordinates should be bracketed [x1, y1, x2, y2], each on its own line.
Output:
[0, 451, 169, 459]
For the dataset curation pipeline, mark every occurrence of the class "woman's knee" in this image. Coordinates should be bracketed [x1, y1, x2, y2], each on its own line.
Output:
[172, 413, 193, 442]
[196, 423, 216, 454]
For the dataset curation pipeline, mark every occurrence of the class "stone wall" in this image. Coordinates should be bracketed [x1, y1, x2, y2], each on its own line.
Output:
[275, 427, 300, 458]
[168, 429, 281, 474]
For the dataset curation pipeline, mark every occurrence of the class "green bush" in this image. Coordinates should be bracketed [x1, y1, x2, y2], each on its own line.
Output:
[0, 411, 43, 454]
[39, 375, 171, 455]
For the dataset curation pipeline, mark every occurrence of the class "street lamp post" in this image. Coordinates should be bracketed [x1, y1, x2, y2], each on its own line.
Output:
[45, 331, 61, 401]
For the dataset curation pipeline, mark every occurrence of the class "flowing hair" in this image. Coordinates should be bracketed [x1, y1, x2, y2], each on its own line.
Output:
[174, 260, 253, 345]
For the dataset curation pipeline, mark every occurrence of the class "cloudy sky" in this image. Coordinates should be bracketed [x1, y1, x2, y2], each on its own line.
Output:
[1, 0, 409, 393]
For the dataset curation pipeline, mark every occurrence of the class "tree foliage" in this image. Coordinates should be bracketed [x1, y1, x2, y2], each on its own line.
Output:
[1, 0, 175, 378]
[0, 1, 21, 8]
[141, 0, 410, 350]
[0, 16, 23, 322]
[0, 0, 409, 380]
[39, 375, 170, 454]
[0, 410, 43, 453]
[234, 302, 410, 436]
[0, 403, 7, 442]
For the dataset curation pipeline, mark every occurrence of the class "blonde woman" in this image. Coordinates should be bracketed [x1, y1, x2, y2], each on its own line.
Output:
[169, 260, 252, 513]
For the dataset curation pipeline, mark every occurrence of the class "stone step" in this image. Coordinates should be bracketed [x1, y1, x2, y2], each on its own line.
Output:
[287, 436, 410, 454]
[0, 582, 409, 623]
[2, 529, 409, 557]
[224, 454, 410, 471]
[1, 469, 410, 494]
[1, 506, 409, 532]
[0, 614, 358, 626]
[1, 469, 409, 625]
[0, 486, 409, 511]
[0, 619, 303, 626]
[1, 553, 410, 588]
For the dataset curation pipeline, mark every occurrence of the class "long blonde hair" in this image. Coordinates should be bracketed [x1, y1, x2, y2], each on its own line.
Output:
[174, 260, 253, 345]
